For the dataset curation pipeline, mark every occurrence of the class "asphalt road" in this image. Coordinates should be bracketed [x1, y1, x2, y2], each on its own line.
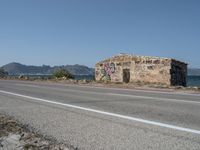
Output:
[0, 79, 200, 150]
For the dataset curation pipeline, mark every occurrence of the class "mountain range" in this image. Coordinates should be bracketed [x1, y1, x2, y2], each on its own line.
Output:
[2, 62, 95, 76]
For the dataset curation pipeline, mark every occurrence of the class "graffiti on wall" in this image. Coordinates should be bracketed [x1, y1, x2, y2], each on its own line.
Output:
[100, 63, 116, 81]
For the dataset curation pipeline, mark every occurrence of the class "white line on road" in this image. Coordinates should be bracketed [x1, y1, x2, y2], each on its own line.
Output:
[0, 90, 200, 135]
[11, 80, 200, 97]
[13, 83, 200, 104]
[107, 93, 200, 105]
[55, 83, 200, 96]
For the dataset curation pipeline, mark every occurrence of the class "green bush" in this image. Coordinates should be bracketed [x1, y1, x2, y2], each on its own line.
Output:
[53, 69, 74, 79]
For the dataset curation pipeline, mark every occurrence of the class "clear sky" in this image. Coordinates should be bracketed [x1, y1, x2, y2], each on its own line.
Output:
[0, 0, 199, 68]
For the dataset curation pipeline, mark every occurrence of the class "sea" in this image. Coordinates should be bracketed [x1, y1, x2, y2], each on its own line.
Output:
[8, 75, 200, 87]
[187, 76, 200, 87]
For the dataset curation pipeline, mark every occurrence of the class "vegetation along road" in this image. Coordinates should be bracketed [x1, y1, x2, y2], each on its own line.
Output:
[0, 79, 200, 150]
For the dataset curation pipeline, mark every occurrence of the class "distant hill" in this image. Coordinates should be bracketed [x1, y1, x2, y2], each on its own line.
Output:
[0, 68, 8, 77]
[188, 68, 200, 76]
[2, 62, 95, 76]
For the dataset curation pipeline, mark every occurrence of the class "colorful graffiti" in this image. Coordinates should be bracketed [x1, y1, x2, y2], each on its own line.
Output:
[101, 63, 116, 81]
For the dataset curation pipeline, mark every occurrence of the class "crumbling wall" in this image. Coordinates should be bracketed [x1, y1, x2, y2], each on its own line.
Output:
[171, 60, 187, 86]
[95, 55, 187, 86]
[95, 62, 121, 82]
[95, 55, 133, 82]
[131, 57, 172, 85]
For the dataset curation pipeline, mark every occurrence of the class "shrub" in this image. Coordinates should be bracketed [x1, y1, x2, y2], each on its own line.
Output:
[53, 69, 74, 79]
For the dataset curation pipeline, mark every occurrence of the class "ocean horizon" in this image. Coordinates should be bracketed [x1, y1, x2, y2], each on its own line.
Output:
[187, 76, 200, 87]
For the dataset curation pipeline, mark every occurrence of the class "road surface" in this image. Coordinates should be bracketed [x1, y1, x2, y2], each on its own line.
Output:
[0, 79, 200, 150]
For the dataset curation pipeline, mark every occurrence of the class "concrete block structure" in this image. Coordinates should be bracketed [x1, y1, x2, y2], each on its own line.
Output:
[95, 54, 187, 86]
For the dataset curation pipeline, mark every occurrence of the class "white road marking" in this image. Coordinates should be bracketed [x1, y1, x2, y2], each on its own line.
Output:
[13, 83, 200, 105]
[108, 93, 200, 105]
[2, 79, 200, 96]
[15, 84, 41, 88]
[55, 83, 200, 96]
[0, 90, 200, 135]
[14, 81, 200, 97]
[15, 83, 103, 95]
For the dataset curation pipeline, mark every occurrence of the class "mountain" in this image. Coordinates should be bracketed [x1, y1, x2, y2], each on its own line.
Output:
[188, 68, 200, 76]
[2, 63, 51, 75]
[0, 68, 8, 77]
[2, 62, 95, 75]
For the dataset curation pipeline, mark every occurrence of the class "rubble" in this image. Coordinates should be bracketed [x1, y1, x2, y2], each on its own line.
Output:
[0, 114, 75, 150]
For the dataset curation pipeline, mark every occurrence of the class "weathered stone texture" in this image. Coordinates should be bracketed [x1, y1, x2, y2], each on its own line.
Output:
[95, 54, 187, 86]
[171, 60, 187, 86]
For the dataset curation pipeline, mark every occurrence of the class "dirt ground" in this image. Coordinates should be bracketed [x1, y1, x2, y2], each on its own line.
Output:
[0, 114, 76, 150]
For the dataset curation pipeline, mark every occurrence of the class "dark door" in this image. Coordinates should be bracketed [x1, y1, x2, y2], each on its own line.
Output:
[123, 69, 130, 83]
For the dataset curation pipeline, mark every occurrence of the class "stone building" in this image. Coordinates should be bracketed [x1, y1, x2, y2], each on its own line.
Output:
[95, 54, 187, 86]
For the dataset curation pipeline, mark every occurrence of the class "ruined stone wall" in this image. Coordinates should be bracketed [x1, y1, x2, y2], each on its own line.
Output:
[171, 60, 187, 86]
[131, 57, 172, 85]
[95, 55, 187, 86]
[95, 62, 121, 82]
[95, 55, 133, 82]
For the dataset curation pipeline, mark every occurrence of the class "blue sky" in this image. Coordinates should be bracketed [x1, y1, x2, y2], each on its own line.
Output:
[0, 0, 199, 68]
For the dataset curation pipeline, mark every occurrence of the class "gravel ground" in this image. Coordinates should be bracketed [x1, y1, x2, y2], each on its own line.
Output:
[0, 114, 75, 150]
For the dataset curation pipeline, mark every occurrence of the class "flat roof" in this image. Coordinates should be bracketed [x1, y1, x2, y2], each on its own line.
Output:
[96, 54, 187, 65]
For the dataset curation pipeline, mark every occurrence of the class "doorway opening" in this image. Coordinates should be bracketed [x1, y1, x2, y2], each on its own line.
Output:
[123, 69, 130, 83]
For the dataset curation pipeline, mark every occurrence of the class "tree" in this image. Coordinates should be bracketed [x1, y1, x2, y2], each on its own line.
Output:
[0, 68, 8, 77]
[53, 69, 74, 79]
